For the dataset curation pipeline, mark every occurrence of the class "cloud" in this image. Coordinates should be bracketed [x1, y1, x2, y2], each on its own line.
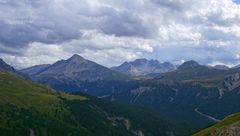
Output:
[0, 0, 240, 68]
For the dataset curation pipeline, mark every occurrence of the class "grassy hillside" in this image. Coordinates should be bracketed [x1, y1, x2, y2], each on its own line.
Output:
[0, 71, 89, 136]
[193, 113, 240, 136]
[0, 71, 188, 136]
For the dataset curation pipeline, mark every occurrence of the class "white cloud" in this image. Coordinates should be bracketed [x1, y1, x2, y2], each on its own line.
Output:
[1, 0, 240, 68]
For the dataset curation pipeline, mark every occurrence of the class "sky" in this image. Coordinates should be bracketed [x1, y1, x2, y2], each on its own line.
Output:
[1, 0, 240, 69]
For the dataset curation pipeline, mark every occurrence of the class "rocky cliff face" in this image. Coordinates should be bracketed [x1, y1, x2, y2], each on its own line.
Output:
[222, 73, 240, 91]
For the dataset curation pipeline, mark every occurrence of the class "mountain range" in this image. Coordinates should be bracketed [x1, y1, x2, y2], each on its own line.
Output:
[20, 55, 178, 95]
[21, 54, 129, 95]
[111, 58, 176, 76]
[1, 56, 240, 135]
[156, 60, 229, 81]
[25, 54, 123, 81]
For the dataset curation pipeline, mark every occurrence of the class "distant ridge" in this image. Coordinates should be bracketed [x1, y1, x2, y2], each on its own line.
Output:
[213, 65, 229, 70]
[20, 64, 51, 76]
[111, 58, 176, 76]
[156, 60, 228, 80]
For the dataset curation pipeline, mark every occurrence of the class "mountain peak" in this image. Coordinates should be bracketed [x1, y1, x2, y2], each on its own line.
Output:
[30, 54, 122, 83]
[67, 54, 85, 62]
[70, 54, 85, 59]
[178, 60, 200, 69]
[112, 58, 176, 76]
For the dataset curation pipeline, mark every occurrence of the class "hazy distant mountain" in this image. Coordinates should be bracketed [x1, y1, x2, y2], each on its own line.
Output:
[111, 58, 176, 76]
[20, 64, 51, 76]
[177, 60, 200, 70]
[0, 58, 15, 72]
[213, 65, 229, 70]
[233, 64, 240, 70]
[157, 60, 227, 80]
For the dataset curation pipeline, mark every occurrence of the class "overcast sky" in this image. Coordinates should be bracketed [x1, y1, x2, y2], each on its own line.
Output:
[1, 0, 240, 69]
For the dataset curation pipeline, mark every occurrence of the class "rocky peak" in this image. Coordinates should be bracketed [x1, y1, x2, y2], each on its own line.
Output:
[69, 54, 85, 60]
[112, 58, 176, 76]
[67, 54, 86, 63]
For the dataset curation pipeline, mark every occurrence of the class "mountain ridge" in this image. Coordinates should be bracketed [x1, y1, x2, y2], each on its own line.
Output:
[111, 58, 176, 76]
[0, 58, 15, 73]
[1, 57, 240, 136]
[20, 64, 51, 76]
[21, 55, 130, 95]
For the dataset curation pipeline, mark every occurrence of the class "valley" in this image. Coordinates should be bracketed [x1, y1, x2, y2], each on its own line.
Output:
[1, 1, 240, 135]
[0, 71, 189, 136]
[1, 55, 240, 136]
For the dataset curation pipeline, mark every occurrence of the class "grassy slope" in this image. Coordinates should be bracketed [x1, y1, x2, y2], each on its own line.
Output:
[0, 71, 89, 136]
[0, 71, 187, 136]
[193, 113, 240, 136]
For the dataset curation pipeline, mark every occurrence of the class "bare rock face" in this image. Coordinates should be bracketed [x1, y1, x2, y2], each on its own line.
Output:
[222, 73, 240, 91]
[217, 73, 240, 98]
[111, 58, 176, 76]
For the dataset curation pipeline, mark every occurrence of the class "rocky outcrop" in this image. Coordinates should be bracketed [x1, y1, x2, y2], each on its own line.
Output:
[222, 73, 240, 91]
